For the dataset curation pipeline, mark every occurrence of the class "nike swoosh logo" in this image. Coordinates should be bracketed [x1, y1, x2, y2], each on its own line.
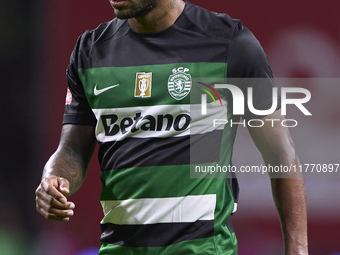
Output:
[94, 84, 119, 96]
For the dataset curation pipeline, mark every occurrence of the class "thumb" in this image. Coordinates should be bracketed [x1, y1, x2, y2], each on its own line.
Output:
[58, 177, 70, 196]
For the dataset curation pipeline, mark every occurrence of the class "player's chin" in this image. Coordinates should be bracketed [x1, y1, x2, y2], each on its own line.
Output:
[114, 10, 136, 20]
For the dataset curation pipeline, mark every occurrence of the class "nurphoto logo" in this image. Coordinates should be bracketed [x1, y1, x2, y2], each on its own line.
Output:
[200, 84, 311, 128]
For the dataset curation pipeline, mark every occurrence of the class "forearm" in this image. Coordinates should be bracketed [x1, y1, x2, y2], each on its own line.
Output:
[42, 124, 96, 195]
[43, 148, 86, 196]
[263, 141, 308, 254]
[264, 142, 308, 254]
[271, 178, 308, 255]
[248, 111, 308, 254]
[36, 125, 96, 221]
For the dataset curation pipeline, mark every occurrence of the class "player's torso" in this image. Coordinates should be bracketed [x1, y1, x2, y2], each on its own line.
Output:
[76, 10, 238, 255]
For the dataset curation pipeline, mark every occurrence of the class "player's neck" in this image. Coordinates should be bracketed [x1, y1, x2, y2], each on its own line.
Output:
[128, 0, 185, 34]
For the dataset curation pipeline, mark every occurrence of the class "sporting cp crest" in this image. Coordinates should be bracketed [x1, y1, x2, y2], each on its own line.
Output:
[168, 67, 192, 100]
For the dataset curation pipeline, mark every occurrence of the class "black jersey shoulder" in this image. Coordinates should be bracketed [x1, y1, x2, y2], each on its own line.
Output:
[78, 18, 129, 49]
[177, 2, 240, 42]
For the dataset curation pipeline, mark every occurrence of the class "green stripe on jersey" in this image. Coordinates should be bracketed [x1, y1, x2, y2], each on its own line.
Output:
[100, 164, 224, 201]
[78, 62, 227, 109]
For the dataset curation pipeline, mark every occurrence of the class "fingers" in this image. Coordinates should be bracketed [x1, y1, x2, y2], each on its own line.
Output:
[58, 178, 70, 196]
[41, 177, 69, 203]
[35, 176, 75, 221]
[36, 196, 74, 221]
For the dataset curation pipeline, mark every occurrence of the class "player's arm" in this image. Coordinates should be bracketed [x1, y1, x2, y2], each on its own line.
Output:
[247, 109, 308, 255]
[35, 124, 96, 221]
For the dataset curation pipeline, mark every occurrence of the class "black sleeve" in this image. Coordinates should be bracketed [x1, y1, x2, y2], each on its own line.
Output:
[62, 34, 97, 126]
[226, 21, 280, 120]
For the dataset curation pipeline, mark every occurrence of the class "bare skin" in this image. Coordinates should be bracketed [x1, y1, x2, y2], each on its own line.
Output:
[128, 0, 184, 33]
[248, 110, 308, 255]
[35, 125, 96, 221]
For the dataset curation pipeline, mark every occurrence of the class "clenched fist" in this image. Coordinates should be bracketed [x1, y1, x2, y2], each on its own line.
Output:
[35, 176, 75, 221]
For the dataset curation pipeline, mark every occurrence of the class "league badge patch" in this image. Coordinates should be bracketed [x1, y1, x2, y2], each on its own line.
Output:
[135, 72, 152, 98]
[168, 67, 192, 100]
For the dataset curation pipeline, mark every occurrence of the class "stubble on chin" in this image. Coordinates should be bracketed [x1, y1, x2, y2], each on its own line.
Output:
[113, 0, 160, 20]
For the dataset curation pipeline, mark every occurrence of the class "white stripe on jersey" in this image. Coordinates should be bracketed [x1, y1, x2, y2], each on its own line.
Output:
[101, 194, 216, 225]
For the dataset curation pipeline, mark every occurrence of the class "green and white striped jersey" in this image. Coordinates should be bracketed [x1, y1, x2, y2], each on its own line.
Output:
[63, 2, 277, 254]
